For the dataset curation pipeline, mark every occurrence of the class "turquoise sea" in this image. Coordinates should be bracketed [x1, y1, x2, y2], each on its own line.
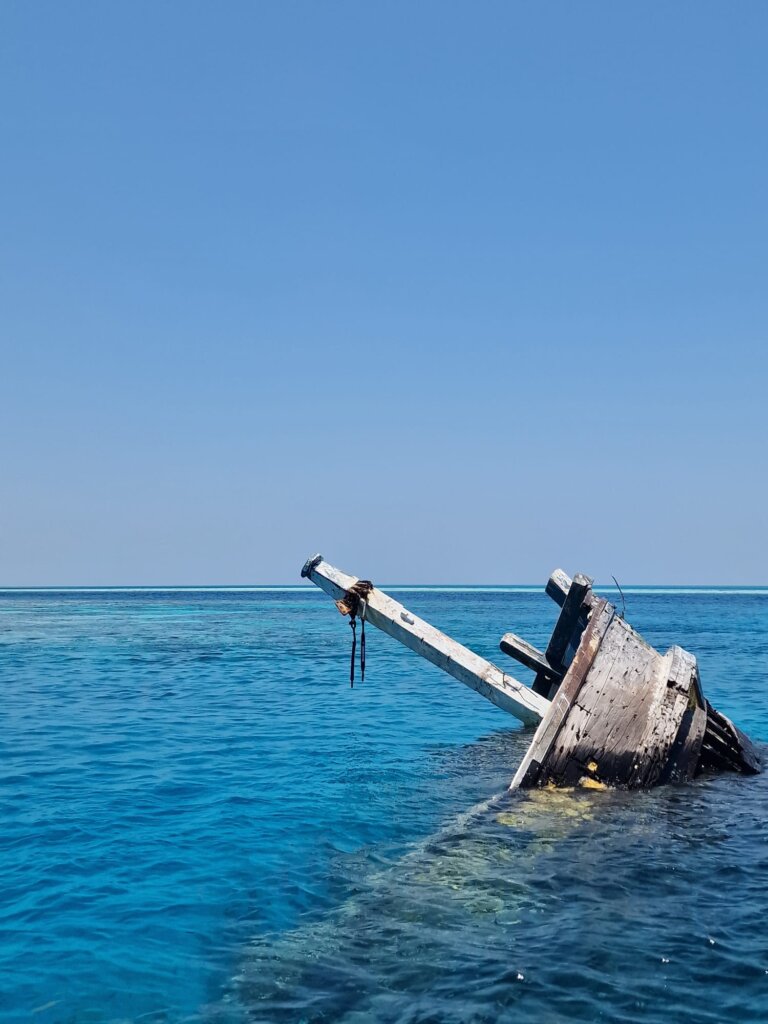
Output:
[2, 585, 768, 1023]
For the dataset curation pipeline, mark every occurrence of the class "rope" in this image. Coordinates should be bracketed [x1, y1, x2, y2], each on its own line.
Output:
[360, 602, 366, 682]
[336, 580, 373, 687]
[349, 616, 357, 686]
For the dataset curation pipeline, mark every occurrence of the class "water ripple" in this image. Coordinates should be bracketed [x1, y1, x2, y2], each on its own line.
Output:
[1, 588, 767, 1022]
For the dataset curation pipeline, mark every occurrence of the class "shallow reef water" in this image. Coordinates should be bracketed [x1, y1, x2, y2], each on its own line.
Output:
[1, 587, 767, 1022]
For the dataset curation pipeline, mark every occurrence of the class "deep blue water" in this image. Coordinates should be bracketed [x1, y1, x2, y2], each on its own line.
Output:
[2, 586, 768, 1023]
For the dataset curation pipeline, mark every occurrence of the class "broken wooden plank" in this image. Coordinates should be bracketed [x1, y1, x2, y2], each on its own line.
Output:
[301, 554, 550, 725]
[499, 633, 563, 681]
[700, 705, 761, 775]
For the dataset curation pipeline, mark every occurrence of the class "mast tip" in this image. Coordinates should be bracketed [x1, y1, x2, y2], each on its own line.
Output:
[301, 553, 323, 578]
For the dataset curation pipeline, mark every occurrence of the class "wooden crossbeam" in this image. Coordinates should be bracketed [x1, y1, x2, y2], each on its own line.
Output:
[499, 633, 563, 682]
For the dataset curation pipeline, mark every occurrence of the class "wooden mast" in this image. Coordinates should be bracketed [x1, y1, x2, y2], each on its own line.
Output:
[301, 554, 550, 726]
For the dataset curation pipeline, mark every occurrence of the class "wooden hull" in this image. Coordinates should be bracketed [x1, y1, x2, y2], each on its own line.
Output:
[510, 590, 760, 790]
[302, 555, 761, 790]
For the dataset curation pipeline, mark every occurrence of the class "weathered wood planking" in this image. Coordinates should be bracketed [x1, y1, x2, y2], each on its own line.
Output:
[512, 610, 723, 789]
[301, 555, 550, 725]
[626, 646, 702, 788]
[540, 613, 651, 787]
[659, 657, 708, 786]
[539, 572, 760, 784]
[510, 600, 614, 790]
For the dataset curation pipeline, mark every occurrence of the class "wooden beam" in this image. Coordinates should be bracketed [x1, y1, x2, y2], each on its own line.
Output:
[545, 572, 593, 669]
[545, 568, 572, 608]
[301, 554, 550, 726]
[546, 568, 596, 610]
[499, 633, 563, 681]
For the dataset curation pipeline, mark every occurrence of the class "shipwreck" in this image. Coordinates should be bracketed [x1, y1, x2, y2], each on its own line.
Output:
[301, 554, 761, 790]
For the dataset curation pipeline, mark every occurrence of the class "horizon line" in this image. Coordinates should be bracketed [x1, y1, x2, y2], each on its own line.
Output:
[1, 583, 767, 594]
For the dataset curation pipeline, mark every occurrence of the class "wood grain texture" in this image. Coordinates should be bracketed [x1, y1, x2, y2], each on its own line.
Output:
[510, 600, 615, 790]
[539, 614, 652, 787]
[521, 620, 708, 789]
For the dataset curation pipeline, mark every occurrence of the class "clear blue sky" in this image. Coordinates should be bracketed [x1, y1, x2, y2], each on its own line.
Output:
[2, 2, 766, 585]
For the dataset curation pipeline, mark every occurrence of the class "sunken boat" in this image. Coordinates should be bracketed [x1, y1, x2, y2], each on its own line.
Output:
[301, 554, 760, 790]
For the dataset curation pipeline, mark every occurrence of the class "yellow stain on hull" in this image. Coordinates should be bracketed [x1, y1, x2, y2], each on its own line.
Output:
[579, 776, 608, 791]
